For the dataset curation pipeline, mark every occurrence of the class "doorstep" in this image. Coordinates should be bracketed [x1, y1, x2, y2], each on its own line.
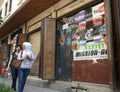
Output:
[49, 81, 114, 92]
[26, 76, 49, 88]
[26, 76, 114, 92]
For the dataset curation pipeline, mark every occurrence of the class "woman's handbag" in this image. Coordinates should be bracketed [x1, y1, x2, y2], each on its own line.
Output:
[13, 50, 23, 69]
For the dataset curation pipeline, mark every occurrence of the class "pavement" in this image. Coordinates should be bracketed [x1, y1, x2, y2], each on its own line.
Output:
[0, 77, 62, 92]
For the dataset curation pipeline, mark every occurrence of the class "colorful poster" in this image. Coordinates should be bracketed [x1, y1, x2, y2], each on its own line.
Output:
[78, 21, 86, 31]
[74, 10, 86, 24]
[92, 16, 103, 27]
[72, 22, 107, 60]
[72, 2, 107, 60]
[92, 2, 105, 18]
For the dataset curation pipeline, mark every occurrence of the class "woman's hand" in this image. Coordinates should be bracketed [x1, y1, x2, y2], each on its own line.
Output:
[24, 55, 29, 59]
[6, 67, 9, 71]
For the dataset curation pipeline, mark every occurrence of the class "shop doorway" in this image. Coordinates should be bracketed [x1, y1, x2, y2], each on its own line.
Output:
[56, 21, 72, 81]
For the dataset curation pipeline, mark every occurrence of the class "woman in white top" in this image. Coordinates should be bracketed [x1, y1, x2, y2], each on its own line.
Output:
[17, 42, 34, 92]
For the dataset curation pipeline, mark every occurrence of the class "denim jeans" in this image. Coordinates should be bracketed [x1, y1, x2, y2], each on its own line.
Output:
[18, 68, 30, 92]
[11, 66, 18, 91]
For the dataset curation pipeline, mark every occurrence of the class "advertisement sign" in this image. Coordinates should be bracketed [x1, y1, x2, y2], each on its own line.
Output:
[92, 2, 105, 18]
[92, 16, 103, 27]
[78, 21, 86, 31]
[73, 42, 108, 60]
[74, 10, 86, 24]
[62, 23, 69, 30]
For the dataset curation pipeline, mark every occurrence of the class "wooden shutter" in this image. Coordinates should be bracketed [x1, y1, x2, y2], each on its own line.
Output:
[41, 18, 56, 80]
[18, 34, 27, 45]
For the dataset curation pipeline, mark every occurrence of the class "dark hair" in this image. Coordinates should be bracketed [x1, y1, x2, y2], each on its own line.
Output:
[15, 44, 22, 52]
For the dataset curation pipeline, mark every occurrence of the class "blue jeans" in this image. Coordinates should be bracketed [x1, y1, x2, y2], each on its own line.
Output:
[11, 66, 18, 91]
[18, 68, 30, 92]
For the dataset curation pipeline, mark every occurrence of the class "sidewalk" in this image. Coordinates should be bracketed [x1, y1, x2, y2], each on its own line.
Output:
[0, 77, 62, 92]
[22, 84, 62, 92]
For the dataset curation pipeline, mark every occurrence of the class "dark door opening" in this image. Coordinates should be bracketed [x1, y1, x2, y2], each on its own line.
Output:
[56, 21, 72, 81]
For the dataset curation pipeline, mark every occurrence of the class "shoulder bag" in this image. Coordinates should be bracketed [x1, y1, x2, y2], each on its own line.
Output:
[13, 50, 23, 69]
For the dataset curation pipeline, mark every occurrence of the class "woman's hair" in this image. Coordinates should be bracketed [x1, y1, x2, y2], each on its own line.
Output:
[15, 44, 22, 52]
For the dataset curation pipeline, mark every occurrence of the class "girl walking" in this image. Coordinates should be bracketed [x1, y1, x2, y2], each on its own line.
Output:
[17, 42, 34, 92]
[6, 45, 22, 91]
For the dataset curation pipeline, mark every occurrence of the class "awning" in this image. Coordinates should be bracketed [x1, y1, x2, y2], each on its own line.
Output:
[0, 0, 60, 40]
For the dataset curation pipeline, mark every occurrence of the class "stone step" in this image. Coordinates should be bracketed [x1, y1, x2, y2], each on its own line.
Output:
[26, 76, 113, 92]
[26, 76, 49, 88]
[47, 81, 113, 92]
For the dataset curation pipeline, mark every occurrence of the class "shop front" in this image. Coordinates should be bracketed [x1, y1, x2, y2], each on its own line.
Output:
[0, 0, 119, 91]
[56, 0, 111, 85]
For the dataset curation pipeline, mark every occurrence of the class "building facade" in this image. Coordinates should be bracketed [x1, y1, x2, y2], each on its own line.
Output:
[0, 0, 120, 92]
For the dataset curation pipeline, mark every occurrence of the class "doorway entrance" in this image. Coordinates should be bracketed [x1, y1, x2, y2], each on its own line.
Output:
[56, 21, 72, 81]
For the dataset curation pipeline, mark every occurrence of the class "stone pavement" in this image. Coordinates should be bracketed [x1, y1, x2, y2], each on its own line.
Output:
[23, 84, 62, 92]
[0, 77, 62, 92]
[0, 76, 115, 92]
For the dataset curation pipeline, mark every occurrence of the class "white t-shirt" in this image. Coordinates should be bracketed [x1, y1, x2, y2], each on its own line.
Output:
[17, 50, 34, 69]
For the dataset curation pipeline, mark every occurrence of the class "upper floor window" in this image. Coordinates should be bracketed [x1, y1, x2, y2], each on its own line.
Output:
[9, 0, 12, 12]
[5, 2, 8, 16]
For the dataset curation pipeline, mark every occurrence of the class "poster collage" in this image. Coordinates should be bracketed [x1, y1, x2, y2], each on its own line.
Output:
[59, 2, 108, 61]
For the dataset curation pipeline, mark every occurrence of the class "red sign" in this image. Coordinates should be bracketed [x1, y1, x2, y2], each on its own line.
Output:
[93, 16, 103, 27]
[78, 22, 86, 31]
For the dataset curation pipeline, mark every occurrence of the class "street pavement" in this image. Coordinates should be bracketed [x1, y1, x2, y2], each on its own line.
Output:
[0, 77, 62, 92]
[23, 84, 62, 92]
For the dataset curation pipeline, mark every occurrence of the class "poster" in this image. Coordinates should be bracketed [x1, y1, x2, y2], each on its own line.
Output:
[92, 2, 105, 18]
[74, 10, 86, 24]
[72, 2, 107, 60]
[73, 41, 108, 60]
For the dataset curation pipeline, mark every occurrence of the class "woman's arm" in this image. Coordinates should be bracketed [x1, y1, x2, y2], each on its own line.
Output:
[6, 55, 13, 71]
[26, 51, 34, 61]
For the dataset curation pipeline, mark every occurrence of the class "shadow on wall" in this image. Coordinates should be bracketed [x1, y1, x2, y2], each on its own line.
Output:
[30, 51, 40, 77]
